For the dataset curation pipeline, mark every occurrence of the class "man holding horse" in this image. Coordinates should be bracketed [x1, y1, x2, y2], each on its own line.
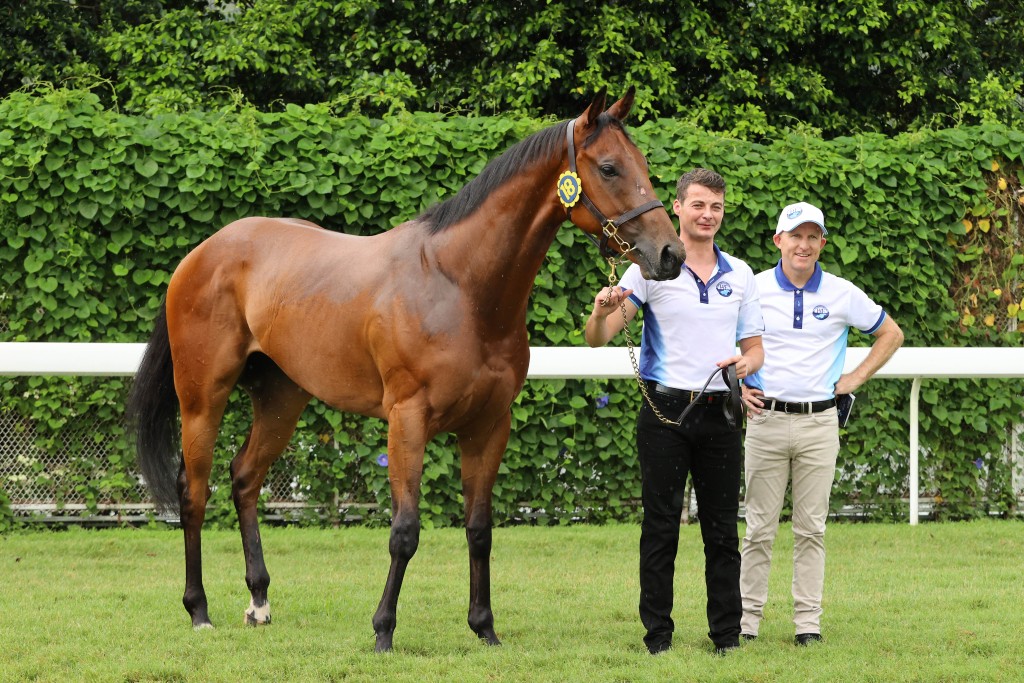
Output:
[739, 201, 903, 646]
[586, 167, 764, 655]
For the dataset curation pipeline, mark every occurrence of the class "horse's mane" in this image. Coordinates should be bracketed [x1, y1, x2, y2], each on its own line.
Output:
[420, 114, 624, 235]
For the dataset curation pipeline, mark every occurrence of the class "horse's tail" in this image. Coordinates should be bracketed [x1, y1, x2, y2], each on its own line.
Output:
[126, 303, 181, 513]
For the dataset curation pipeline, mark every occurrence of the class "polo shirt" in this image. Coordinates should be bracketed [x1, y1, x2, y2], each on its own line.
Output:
[744, 261, 886, 402]
[620, 245, 764, 392]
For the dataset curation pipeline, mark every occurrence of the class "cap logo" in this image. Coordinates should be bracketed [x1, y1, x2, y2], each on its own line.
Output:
[716, 281, 733, 297]
[786, 208, 804, 220]
[812, 305, 830, 320]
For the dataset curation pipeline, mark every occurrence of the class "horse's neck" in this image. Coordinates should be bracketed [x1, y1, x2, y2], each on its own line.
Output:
[435, 170, 566, 327]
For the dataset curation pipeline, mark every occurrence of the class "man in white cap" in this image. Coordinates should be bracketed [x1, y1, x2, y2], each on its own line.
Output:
[738, 201, 903, 646]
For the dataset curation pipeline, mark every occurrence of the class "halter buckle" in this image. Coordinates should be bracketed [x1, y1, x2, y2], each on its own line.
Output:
[602, 220, 634, 256]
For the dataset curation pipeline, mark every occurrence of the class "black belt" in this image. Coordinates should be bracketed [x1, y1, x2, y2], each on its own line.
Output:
[648, 381, 731, 404]
[765, 398, 836, 414]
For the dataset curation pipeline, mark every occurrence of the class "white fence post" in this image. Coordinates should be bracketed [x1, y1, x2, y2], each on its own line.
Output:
[909, 377, 922, 526]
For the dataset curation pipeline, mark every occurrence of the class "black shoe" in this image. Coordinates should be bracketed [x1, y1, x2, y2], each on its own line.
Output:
[795, 633, 823, 646]
[713, 642, 739, 656]
[647, 640, 672, 655]
[740, 633, 757, 642]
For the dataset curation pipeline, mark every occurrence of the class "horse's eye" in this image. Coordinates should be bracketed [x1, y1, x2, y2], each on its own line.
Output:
[600, 165, 618, 178]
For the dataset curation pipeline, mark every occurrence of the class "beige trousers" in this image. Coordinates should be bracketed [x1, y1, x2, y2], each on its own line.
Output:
[740, 408, 839, 636]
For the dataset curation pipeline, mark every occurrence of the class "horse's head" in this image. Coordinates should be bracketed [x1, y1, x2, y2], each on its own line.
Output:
[560, 88, 685, 281]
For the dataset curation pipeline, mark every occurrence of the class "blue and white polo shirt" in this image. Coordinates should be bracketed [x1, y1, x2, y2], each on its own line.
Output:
[744, 261, 886, 402]
[619, 245, 764, 392]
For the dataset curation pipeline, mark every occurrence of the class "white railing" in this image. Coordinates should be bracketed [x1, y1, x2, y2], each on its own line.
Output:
[2, 343, 1022, 525]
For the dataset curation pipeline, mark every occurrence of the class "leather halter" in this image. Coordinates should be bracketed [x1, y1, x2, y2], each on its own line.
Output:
[563, 119, 667, 258]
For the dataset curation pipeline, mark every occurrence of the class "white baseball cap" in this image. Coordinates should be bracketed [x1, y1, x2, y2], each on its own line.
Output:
[776, 202, 827, 236]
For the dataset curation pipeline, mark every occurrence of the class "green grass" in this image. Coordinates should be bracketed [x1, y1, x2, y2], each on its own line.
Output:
[1, 521, 1022, 682]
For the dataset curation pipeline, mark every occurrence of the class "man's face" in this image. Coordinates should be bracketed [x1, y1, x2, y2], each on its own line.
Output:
[774, 222, 825, 279]
[672, 184, 724, 243]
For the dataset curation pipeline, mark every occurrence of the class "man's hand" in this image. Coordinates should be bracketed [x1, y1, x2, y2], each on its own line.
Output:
[592, 286, 633, 319]
[585, 287, 635, 348]
[742, 385, 766, 417]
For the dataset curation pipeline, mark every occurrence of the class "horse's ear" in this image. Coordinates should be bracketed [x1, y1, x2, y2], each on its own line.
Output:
[605, 86, 636, 122]
[578, 88, 608, 129]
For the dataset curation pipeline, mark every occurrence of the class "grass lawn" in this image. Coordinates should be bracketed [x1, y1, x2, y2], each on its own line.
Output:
[0, 520, 1021, 682]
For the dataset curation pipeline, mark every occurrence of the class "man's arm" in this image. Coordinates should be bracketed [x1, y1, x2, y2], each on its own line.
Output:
[584, 286, 637, 347]
[719, 335, 764, 381]
[737, 337, 761, 385]
[834, 316, 904, 395]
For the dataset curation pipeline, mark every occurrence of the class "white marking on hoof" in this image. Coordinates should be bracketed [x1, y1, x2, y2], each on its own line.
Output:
[193, 623, 215, 631]
[245, 598, 272, 626]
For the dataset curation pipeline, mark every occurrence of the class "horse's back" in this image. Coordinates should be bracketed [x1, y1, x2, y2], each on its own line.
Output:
[165, 217, 430, 417]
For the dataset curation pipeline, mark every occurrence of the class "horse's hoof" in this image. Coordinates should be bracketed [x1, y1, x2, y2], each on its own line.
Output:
[192, 621, 214, 631]
[244, 599, 272, 626]
[374, 633, 394, 653]
[478, 629, 502, 646]
[244, 612, 272, 626]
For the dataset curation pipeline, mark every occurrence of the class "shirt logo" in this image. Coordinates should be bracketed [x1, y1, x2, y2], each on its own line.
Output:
[812, 305, 830, 320]
[716, 281, 733, 297]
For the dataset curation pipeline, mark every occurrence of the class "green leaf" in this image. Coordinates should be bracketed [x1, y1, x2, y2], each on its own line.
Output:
[135, 158, 160, 178]
[37, 276, 58, 293]
[78, 201, 99, 220]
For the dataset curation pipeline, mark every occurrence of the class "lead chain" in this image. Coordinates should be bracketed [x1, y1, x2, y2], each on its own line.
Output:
[603, 253, 680, 427]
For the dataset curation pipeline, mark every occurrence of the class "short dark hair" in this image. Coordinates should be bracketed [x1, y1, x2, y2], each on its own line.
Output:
[676, 168, 726, 202]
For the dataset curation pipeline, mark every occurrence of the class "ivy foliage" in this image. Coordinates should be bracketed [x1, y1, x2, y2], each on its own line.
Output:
[2, 0, 1022, 140]
[0, 87, 1021, 525]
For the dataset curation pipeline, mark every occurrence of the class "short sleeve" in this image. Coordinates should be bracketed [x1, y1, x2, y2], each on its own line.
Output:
[618, 263, 649, 308]
[848, 283, 885, 333]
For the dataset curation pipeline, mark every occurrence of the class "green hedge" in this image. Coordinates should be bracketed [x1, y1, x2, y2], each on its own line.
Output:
[1, 86, 1021, 527]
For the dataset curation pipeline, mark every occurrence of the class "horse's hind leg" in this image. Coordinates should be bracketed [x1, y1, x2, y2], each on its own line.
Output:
[457, 412, 511, 646]
[178, 384, 236, 629]
[232, 356, 311, 627]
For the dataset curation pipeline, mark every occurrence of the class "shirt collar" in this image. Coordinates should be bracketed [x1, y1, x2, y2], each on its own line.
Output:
[711, 244, 733, 276]
[773, 260, 822, 292]
[684, 244, 733, 282]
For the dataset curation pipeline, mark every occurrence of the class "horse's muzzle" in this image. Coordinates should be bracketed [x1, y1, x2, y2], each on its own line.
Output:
[648, 242, 685, 281]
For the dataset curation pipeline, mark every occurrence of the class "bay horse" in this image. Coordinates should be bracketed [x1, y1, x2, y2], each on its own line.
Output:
[126, 88, 685, 652]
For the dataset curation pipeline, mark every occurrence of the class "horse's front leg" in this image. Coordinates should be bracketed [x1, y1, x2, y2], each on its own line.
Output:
[372, 404, 428, 653]
[457, 411, 511, 646]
